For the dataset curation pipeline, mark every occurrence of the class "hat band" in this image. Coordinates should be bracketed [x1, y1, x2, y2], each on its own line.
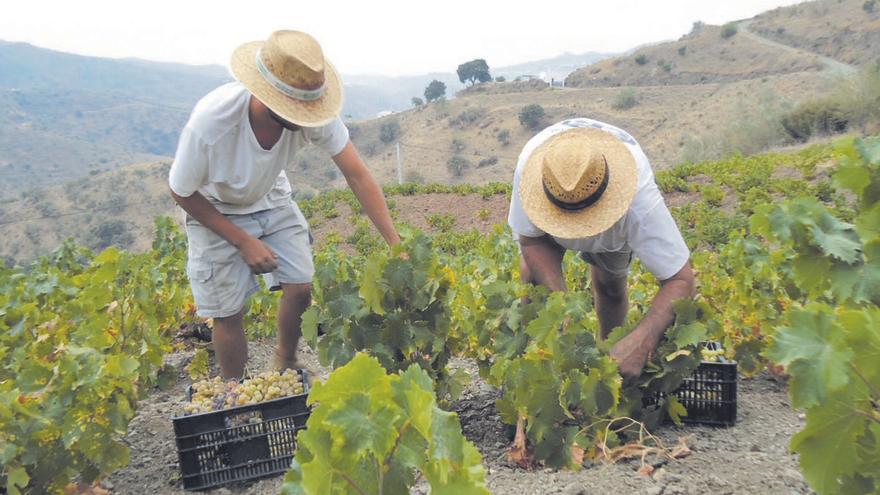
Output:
[543, 163, 610, 211]
[255, 48, 326, 102]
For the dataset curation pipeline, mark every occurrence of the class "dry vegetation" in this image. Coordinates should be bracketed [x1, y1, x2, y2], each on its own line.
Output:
[564, 24, 823, 88]
[749, 0, 880, 67]
[4, 0, 878, 263]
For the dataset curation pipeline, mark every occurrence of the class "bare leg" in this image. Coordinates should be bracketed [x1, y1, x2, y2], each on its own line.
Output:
[212, 310, 247, 379]
[591, 265, 628, 340]
[274, 282, 312, 365]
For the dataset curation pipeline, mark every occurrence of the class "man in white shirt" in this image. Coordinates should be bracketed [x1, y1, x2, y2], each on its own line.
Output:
[508, 118, 696, 379]
[169, 30, 400, 378]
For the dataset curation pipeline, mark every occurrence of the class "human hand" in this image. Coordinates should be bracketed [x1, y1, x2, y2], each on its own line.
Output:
[610, 331, 654, 382]
[238, 237, 278, 274]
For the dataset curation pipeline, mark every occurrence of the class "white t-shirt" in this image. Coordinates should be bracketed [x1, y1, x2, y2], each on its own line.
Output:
[508, 118, 690, 281]
[168, 82, 349, 215]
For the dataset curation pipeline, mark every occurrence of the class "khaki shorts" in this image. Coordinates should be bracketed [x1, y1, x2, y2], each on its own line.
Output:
[185, 202, 314, 318]
[580, 250, 633, 278]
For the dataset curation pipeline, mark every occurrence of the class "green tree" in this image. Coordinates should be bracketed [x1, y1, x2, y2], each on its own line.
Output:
[721, 22, 738, 38]
[424, 80, 446, 102]
[457, 59, 492, 86]
[518, 104, 546, 130]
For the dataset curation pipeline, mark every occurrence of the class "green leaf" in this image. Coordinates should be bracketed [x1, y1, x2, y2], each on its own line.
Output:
[359, 256, 386, 315]
[809, 212, 862, 264]
[6, 466, 29, 494]
[394, 365, 435, 439]
[834, 163, 871, 199]
[764, 309, 853, 409]
[666, 395, 688, 425]
[669, 322, 707, 349]
[325, 393, 399, 460]
[790, 391, 869, 495]
[300, 306, 319, 345]
[105, 355, 139, 377]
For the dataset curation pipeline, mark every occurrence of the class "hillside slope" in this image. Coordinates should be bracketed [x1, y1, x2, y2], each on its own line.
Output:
[564, 24, 822, 88]
[748, 0, 880, 67]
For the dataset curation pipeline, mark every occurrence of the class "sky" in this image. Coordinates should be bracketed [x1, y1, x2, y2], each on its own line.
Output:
[1, 0, 804, 76]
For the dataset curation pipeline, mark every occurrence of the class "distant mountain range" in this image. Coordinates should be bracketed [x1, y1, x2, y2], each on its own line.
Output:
[0, 40, 612, 197]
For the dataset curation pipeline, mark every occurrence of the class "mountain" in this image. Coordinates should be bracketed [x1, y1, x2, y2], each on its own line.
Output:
[0, 42, 614, 198]
[0, 41, 232, 197]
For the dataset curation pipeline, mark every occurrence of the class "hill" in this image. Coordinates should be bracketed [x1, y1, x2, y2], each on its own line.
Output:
[564, 23, 823, 88]
[0, 41, 611, 199]
[748, 0, 880, 67]
[3, 0, 879, 262]
[0, 41, 231, 197]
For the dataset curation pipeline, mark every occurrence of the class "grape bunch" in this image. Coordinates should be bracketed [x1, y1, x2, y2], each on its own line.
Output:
[182, 369, 305, 415]
[700, 346, 725, 362]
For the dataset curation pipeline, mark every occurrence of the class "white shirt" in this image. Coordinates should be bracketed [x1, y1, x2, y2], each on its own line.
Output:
[508, 118, 690, 281]
[168, 82, 349, 215]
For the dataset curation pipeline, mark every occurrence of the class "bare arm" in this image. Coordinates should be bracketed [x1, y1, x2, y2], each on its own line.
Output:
[637, 261, 697, 347]
[610, 260, 697, 379]
[169, 189, 278, 274]
[332, 141, 400, 246]
[519, 234, 566, 292]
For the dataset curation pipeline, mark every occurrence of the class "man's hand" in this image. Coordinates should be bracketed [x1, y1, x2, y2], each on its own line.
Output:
[238, 236, 278, 274]
[610, 330, 654, 382]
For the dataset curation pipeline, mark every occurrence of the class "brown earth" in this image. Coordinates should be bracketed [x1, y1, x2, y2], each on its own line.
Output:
[565, 25, 823, 88]
[748, 0, 880, 67]
[107, 339, 813, 495]
[1, 0, 867, 264]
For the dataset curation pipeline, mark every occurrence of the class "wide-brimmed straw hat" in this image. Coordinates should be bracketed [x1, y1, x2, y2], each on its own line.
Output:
[231, 30, 343, 127]
[519, 127, 638, 239]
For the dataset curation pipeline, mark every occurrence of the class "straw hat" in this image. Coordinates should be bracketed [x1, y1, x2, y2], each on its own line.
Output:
[231, 30, 343, 127]
[519, 127, 638, 239]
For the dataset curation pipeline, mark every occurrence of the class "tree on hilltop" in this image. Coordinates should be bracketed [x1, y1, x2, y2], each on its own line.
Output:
[457, 59, 492, 86]
[424, 80, 446, 102]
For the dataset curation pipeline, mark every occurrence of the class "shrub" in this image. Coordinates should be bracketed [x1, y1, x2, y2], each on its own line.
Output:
[450, 139, 466, 153]
[700, 184, 725, 207]
[411, 97, 424, 107]
[404, 170, 425, 183]
[780, 100, 848, 142]
[447, 155, 470, 177]
[864, 0, 876, 13]
[495, 76, 506, 82]
[677, 46, 687, 56]
[721, 23, 738, 39]
[379, 120, 400, 144]
[448, 108, 486, 129]
[426, 213, 456, 232]
[88, 220, 134, 251]
[612, 88, 639, 110]
[497, 129, 511, 146]
[634, 54, 648, 65]
[658, 60, 673, 72]
[477, 156, 498, 168]
[518, 104, 546, 130]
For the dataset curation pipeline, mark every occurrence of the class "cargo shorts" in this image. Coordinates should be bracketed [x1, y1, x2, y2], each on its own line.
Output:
[184, 201, 314, 318]
[580, 250, 633, 278]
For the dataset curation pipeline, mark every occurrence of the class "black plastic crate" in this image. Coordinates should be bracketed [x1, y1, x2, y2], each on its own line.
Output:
[171, 370, 311, 491]
[645, 356, 737, 426]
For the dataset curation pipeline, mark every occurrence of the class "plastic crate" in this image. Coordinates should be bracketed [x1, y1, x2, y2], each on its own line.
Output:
[171, 370, 311, 491]
[644, 352, 737, 426]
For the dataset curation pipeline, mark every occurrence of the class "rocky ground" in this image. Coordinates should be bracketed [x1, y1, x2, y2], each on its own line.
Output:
[107, 338, 813, 495]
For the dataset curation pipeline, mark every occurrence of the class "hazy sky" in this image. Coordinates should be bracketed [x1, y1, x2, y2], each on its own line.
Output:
[2, 0, 803, 76]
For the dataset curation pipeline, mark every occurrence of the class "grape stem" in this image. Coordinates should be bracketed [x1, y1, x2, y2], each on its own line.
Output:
[850, 364, 880, 401]
[378, 419, 412, 495]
